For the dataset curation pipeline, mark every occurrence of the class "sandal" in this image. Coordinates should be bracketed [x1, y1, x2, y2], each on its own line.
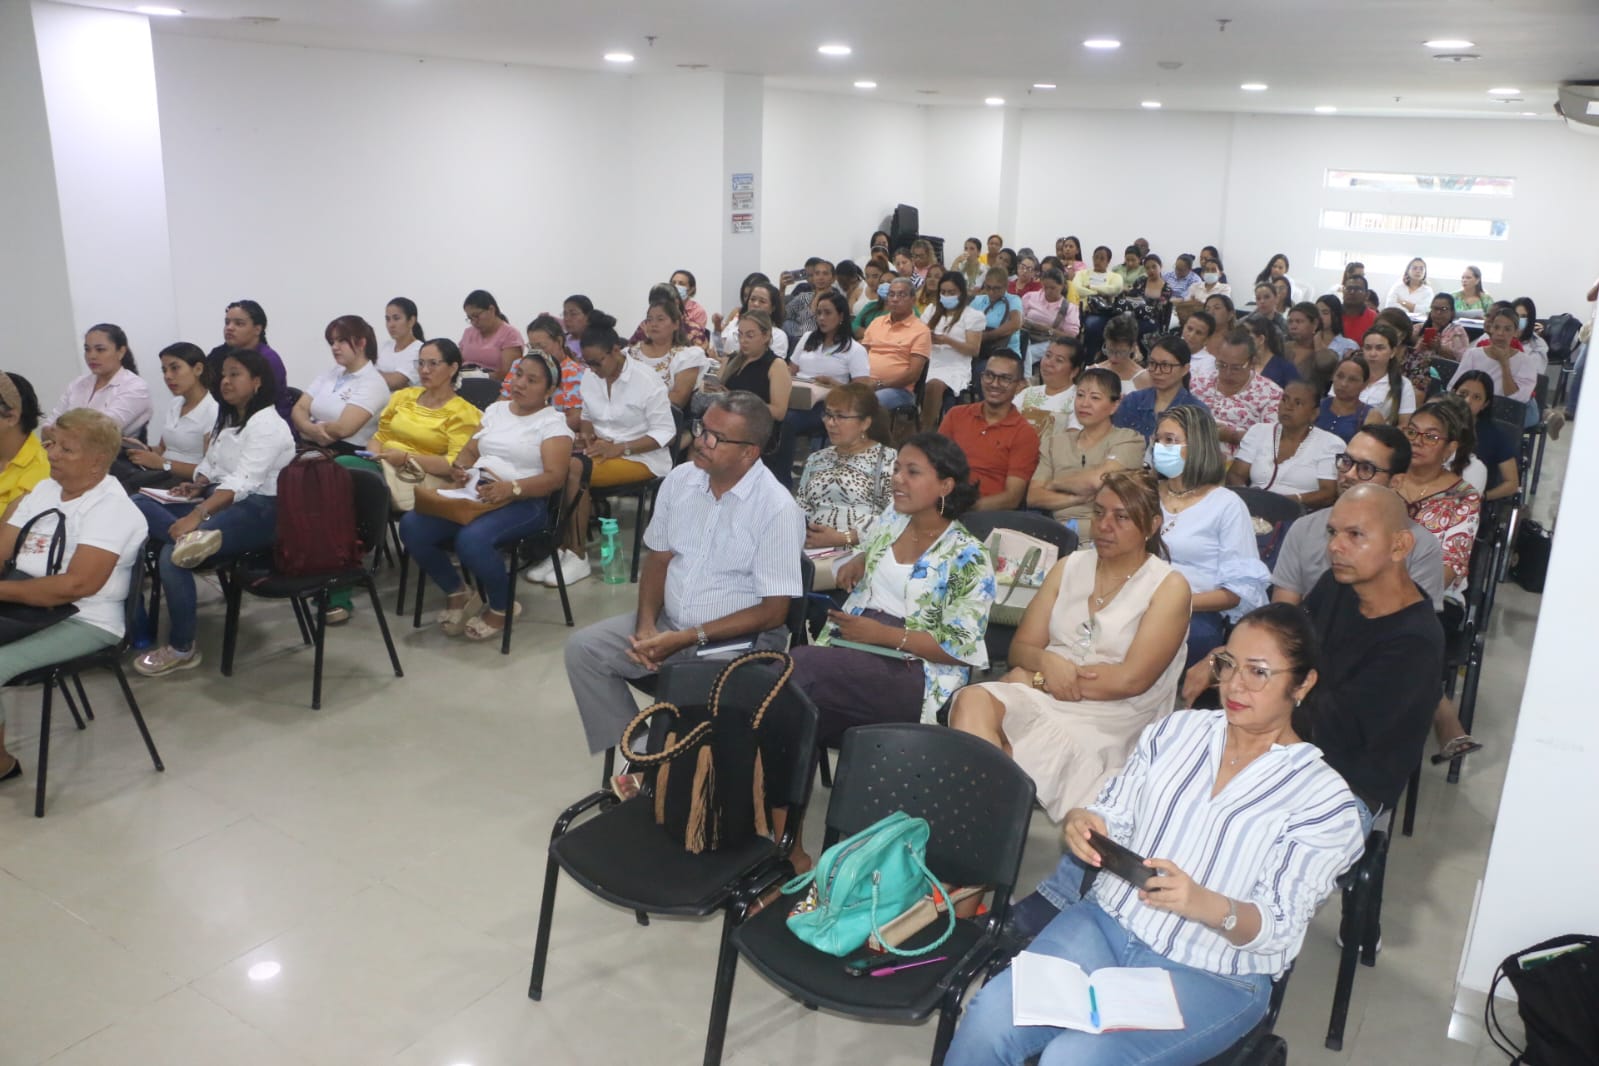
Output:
[463, 602, 522, 641]
[440, 592, 482, 637]
[1431, 735, 1484, 764]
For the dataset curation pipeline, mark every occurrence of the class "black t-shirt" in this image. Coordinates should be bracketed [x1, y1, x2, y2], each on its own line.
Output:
[1298, 572, 1444, 812]
[724, 349, 777, 403]
[1473, 416, 1518, 491]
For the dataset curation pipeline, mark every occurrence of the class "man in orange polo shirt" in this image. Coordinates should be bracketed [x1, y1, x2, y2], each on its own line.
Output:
[937, 349, 1039, 511]
[862, 277, 931, 411]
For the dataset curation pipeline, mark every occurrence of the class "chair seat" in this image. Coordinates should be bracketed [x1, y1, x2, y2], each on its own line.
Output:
[5, 646, 121, 688]
[729, 896, 987, 1022]
[236, 567, 367, 598]
[549, 797, 780, 916]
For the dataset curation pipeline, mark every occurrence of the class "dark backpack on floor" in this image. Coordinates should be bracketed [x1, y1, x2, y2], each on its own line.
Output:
[1487, 935, 1599, 1066]
[1510, 519, 1552, 594]
[272, 449, 362, 577]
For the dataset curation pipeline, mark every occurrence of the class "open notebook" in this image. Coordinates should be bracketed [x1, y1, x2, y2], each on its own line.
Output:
[1011, 952, 1184, 1033]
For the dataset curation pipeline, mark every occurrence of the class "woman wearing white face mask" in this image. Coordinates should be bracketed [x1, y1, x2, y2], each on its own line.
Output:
[1150, 405, 1269, 668]
[669, 269, 709, 339]
[1183, 256, 1232, 306]
[919, 272, 987, 430]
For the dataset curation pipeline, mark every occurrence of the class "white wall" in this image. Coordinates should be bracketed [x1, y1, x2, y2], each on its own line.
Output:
[0, 0, 77, 410]
[33, 2, 176, 407]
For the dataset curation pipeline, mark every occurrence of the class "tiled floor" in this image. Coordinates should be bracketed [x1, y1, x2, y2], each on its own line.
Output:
[0, 439, 1562, 1065]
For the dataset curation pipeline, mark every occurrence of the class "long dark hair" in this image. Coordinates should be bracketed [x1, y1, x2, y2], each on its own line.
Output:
[1316, 294, 1346, 337]
[581, 310, 623, 353]
[88, 323, 138, 372]
[227, 300, 269, 345]
[212, 347, 278, 434]
[388, 297, 425, 341]
[0, 371, 41, 433]
[903, 432, 980, 518]
[925, 271, 971, 332]
[323, 314, 379, 365]
[158, 342, 208, 387]
[802, 290, 854, 354]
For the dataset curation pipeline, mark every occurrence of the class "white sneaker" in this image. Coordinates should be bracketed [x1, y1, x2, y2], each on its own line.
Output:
[544, 550, 591, 587]
[522, 556, 556, 584]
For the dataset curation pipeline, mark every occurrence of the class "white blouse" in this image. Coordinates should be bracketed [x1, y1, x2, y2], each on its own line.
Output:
[579, 358, 677, 478]
[790, 332, 871, 382]
[1234, 423, 1342, 496]
[1384, 280, 1434, 312]
[375, 336, 424, 387]
[195, 408, 295, 500]
[304, 362, 390, 447]
[1359, 374, 1417, 420]
[920, 303, 988, 392]
[472, 403, 573, 480]
[154, 392, 218, 465]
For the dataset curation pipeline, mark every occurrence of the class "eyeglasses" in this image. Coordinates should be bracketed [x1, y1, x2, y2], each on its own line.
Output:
[980, 371, 1020, 385]
[1210, 651, 1294, 692]
[1402, 426, 1447, 446]
[412, 359, 447, 371]
[690, 420, 760, 449]
[1215, 360, 1250, 373]
[1147, 360, 1183, 372]
[1334, 453, 1392, 481]
[821, 410, 865, 422]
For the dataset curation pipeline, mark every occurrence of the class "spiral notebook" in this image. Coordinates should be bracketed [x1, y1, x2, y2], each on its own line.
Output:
[1011, 952, 1184, 1033]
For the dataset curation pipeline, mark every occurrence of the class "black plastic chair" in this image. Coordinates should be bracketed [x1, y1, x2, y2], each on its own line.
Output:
[526, 658, 821, 1051]
[1326, 813, 1392, 1051]
[1524, 373, 1550, 496]
[1429, 355, 1460, 387]
[456, 375, 502, 411]
[957, 510, 1079, 669]
[704, 723, 1037, 1066]
[4, 589, 164, 817]
[1229, 487, 1305, 568]
[220, 467, 404, 709]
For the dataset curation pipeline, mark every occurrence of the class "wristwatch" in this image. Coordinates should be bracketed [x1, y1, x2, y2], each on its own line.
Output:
[695, 625, 709, 647]
[1220, 897, 1238, 932]
[511, 479, 523, 497]
[1032, 670, 1046, 690]
[162, 460, 172, 473]
[623, 446, 633, 457]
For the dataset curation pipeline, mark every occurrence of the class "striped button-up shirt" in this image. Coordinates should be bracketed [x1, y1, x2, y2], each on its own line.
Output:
[644, 460, 805, 629]
[1088, 709, 1365, 978]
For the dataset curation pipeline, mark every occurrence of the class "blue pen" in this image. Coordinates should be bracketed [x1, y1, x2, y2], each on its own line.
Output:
[1089, 985, 1101, 1029]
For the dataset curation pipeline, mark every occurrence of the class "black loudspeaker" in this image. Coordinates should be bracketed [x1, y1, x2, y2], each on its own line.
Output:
[890, 203, 920, 246]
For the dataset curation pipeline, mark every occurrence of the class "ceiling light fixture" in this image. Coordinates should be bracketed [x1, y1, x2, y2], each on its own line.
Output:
[1032, 83, 1057, 90]
[1487, 87, 1521, 96]
[817, 43, 852, 57]
[135, 4, 184, 13]
[1141, 101, 1162, 109]
[853, 80, 877, 89]
[1240, 82, 1268, 91]
[1314, 105, 1338, 113]
[247, 961, 282, 982]
[1423, 38, 1474, 49]
[603, 52, 634, 63]
[1082, 39, 1121, 50]
[1522, 111, 1539, 117]
[985, 97, 1005, 106]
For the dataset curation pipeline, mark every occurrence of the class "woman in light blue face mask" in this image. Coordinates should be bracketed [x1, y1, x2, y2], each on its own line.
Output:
[851, 263, 898, 340]
[919, 272, 987, 430]
[1151, 404, 1271, 668]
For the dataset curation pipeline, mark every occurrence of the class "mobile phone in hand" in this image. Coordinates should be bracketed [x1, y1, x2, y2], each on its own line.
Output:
[1088, 830, 1158, 890]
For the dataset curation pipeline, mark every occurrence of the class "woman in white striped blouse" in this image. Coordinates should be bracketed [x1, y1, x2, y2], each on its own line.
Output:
[947, 604, 1366, 1066]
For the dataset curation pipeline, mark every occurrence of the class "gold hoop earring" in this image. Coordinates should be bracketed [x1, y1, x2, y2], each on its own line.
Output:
[938, 494, 947, 516]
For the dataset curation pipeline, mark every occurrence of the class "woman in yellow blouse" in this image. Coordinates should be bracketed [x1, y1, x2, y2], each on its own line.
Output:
[369, 338, 484, 479]
[0, 372, 47, 526]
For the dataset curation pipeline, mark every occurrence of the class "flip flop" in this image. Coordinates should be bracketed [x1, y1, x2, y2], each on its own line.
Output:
[1431, 735, 1484, 764]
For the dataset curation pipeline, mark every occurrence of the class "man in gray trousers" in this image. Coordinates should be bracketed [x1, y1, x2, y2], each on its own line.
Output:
[564, 391, 805, 759]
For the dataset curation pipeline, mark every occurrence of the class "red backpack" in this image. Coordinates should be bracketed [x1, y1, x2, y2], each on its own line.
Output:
[271, 449, 363, 577]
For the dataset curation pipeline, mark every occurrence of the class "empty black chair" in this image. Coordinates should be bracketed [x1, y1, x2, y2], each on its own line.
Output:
[221, 467, 404, 709]
[527, 657, 820, 1051]
[4, 589, 164, 817]
[703, 723, 1036, 1066]
[456, 375, 502, 411]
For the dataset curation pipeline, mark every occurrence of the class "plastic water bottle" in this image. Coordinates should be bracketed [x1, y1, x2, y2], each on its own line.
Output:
[598, 517, 628, 584]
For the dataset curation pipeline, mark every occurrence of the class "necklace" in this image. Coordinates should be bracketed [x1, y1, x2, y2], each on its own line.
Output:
[1162, 482, 1204, 499]
[1091, 562, 1137, 608]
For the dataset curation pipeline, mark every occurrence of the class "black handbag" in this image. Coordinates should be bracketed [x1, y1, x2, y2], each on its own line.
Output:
[618, 651, 793, 854]
[0, 508, 80, 645]
[1486, 934, 1599, 1065]
[1510, 519, 1552, 594]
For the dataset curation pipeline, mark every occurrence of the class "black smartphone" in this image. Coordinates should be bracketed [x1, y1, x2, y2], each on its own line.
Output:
[1089, 830, 1158, 891]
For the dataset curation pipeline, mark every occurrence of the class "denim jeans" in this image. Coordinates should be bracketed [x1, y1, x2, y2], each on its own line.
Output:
[771, 403, 826, 490]
[875, 387, 916, 411]
[135, 492, 279, 652]
[1185, 610, 1228, 668]
[946, 896, 1271, 1066]
[398, 497, 550, 613]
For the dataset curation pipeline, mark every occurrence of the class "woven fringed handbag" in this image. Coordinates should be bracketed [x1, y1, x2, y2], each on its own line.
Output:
[617, 650, 793, 854]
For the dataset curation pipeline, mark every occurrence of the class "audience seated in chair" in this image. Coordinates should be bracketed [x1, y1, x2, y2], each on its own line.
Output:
[203, 301, 293, 423]
[1448, 306, 1538, 406]
[121, 343, 217, 489]
[1184, 485, 1444, 833]
[0, 409, 148, 784]
[781, 258, 842, 348]
[626, 296, 708, 411]
[1151, 404, 1270, 666]
[1098, 313, 1150, 393]
[502, 314, 584, 426]
[1113, 334, 1207, 443]
[919, 272, 987, 432]
[795, 383, 895, 565]
[1452, 372, 1520, 502]
[712, 278, 788, 361]
[772, 291, 872, 488]
[1357, 323, 1414, 426]
[563, 391, 803, 770]
[292, 315, 389, 457]
[938, 350, 1040, 512]
[1028, 368, 1145, 527]
[133, 348, 296, 678]
[1226, 380, 1341, 511]
[713, 309, 792, 434]
[1316, 355, 1382, 443]
[1014, 337, 1084, 438]
[948, 604, 1365, 1066]
[44, 325, 153, 440]
[950, 470, 1190, 822]
[400, 354, 572, 641]
[458, 289, 524, 377]
[373, 296, 425, 390]
[0, 373, 49, 527]
[861, 277, 931, 412]
[1189, 327, 1282, 460]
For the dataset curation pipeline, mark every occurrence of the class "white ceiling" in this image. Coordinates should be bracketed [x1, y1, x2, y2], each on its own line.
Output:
[77, 0, 1599, 119]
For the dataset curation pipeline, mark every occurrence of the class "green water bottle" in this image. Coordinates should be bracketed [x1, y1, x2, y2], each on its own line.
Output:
[598, 517, 628, 584]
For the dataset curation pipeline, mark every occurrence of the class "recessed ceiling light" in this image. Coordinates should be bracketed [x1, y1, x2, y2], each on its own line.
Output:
[1082, 39, 1121, 50]
[984, 96, 1005, 106]
[1141, 101, 1162, 109]
[1487, 87, 1521, 96]
[1240, 82, 1268, 92]
[817, 43, 852, 57]
[1032, 83, 1057, 90]
[135, 4, 184, 13]
[853, 80, 877, 89]
[603, 52, 634, 64]
[1424, 38, 1474, 49]
[246, 961, 281, 982]
[1522, 111, 1538, 117]
[1314, 105, 1338, 114]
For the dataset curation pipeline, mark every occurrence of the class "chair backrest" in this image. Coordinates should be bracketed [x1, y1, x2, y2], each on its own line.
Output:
[959, 509, 1080, 558]
[786, 555, 815, 649]
[347, 468, 393, 568]
[1490, 395, 1527, 430]
[1533, 373, 1549, 409]
[826, 723, 1036, 894]
[457, 376, 501, 411]
[1430, 356, 1460, 385]
[1229, 486, 1305, 528]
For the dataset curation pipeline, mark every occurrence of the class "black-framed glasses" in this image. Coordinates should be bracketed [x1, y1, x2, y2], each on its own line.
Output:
[1147, 360, 1184, 372]
[1334, 453, 1391, 481]
[690, 420, 760, 449]
[980, 370, 1020, 385]
[1210, 651, 1293, 692]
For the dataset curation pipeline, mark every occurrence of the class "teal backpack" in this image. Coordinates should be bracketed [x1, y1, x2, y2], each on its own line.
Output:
[781, 810, 955, 958]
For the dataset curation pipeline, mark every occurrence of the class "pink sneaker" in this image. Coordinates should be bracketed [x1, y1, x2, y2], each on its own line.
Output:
[133, 646, 202, 677]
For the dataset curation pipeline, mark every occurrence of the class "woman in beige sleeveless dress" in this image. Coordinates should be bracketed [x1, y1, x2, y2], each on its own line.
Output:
[950, 470, 1191, 821]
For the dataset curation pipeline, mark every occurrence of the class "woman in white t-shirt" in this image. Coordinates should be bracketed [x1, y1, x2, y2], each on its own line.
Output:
[0, 408, 148, 783]
[626, 300, 707, 411]
[399, 353, 573, 641]
[919, 272, 987, 430]
[1384, 257, 1434, 314]
[1356, 323, 1416, 426]
[124, 341, 218, 484]
[1013, 336, 1083, 437]
[375, 297, 426, 390]
[773, 291, 872, 489]
[1226, 381, 1341, 509]
[292, 315, 392, 452]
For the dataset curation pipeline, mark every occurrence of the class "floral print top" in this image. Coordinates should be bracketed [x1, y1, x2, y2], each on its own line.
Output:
[1189, 370, 1283, 459]
[816, 508, 996, 721]
[1405, 478, 1480, 599]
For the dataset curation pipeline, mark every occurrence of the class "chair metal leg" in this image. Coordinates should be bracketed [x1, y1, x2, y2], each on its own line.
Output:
[412, 565, 427, 629]
[395, 549, 410, 615]
[635, 911, 650, 926]
[818, 749, 833, 789]
[527, 854, 562, 1001]
[34, 679, 53, 818]
[550, 544, 573, 627]
[289, 596, 313, 646]
[1402, 767, 1420, 837]
[1530, 429, 1547, 496]
[220, 569, 243, 676]
[59, 677, 86, 730]
[500, 551, 516, 656]
[1450, 633, 1487, 785]
[311, 592, 328, 710]
[930, 995, 962, 1066]
[700, 908, 741, 1066]
[630, 491, 648, 583]
[1326, 838, 1385, 1049]
[112, 663, 164, 771]
[71, 674, 95, 721]
[601, 746, 615, 789]
[363, 578, 404, 680]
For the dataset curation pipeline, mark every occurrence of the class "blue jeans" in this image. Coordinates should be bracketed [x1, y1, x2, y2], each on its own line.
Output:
[947, 896, 1271, 1066]
[135, 493, 279, 652]
[398, 498, 550, 613]
[772, 403, 826, 490]
[876, 387, 916, 411]
[1185, 610, 1227, 669]
[1082, 313, 1110, 359]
